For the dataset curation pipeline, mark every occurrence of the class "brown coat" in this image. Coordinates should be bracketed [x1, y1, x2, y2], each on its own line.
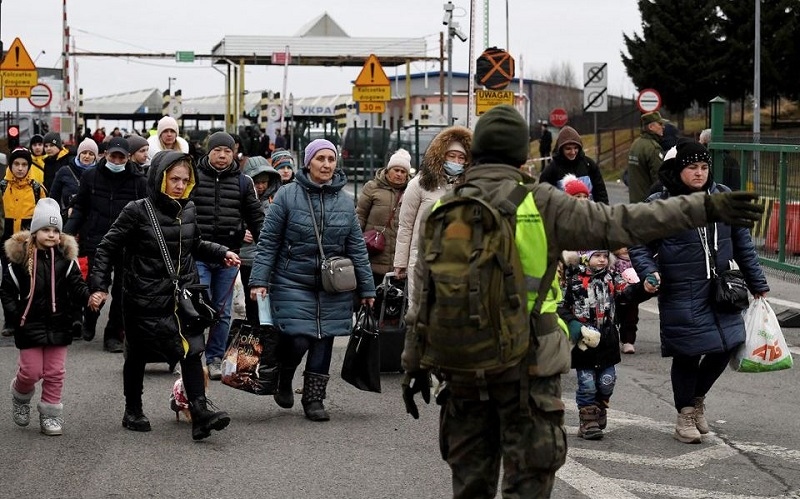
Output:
[356, 168, 407, 275]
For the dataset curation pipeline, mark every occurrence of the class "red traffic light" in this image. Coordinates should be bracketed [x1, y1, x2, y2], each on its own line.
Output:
[8, 125, 19, 137]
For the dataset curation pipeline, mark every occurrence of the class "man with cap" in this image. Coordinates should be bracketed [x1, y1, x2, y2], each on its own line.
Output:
[42, 132, 74, 192]
[399, 104, 766, 498]
[192, 131, 264, 379]
[64, 136, 147, 352]
[628, 111, 666, 203]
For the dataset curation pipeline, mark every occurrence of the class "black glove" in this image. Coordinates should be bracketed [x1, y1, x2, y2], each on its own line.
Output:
[402, 371, 431, 419]
[704, 192, 763, 228]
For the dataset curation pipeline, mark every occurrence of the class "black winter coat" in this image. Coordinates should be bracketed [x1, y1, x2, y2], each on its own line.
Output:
[49, 160, 87, 215]
[0, 232, 88, 349]
[192, 156, 264, 252]
[64, 160, 147, 256]
[42, 149, 74, 192]
[90, 151, 228, 362]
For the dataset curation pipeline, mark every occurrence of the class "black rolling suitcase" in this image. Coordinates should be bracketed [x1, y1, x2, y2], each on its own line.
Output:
[374, 272, 407, 373]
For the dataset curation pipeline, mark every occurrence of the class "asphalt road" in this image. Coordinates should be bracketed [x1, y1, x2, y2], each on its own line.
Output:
[1, 181, 799, 498]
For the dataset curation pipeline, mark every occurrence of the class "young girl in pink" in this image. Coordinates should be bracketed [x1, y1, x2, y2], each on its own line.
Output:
[0, 198, 88, 435]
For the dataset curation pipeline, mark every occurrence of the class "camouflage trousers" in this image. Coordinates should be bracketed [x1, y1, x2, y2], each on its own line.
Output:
[440, 374, 567, 499]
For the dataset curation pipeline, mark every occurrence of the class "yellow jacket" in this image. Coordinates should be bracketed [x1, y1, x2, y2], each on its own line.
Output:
[4, 157, 45, 184]
[2, 175, 47, 240]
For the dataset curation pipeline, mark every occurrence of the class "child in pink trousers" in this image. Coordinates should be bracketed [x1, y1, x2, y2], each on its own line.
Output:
[0, 198, 89, 435]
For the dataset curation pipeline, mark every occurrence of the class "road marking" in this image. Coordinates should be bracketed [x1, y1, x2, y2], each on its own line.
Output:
[558, 406, 800, 497]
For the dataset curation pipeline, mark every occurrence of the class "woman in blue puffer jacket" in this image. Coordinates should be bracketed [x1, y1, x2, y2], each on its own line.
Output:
[249, 139, 375, 422]
[630, 139, 768, 444]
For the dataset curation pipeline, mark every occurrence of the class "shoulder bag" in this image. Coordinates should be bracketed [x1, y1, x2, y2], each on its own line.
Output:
[305, 191, 357, 293]
[363, 191, 403, 256]
[699, 226, 749, 313]
[143, 198, 219, 330]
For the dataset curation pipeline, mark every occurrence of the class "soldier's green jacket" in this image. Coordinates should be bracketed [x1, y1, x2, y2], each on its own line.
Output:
[627, 131, 664, 203]
[402, 162, 713, 376]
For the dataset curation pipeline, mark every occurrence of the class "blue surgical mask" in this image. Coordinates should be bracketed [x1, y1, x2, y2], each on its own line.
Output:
[444, 161, 464, 176]
[105, 160, 126, 173]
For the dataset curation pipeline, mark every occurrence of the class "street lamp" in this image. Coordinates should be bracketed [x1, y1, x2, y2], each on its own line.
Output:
[168, 77, 177, 96]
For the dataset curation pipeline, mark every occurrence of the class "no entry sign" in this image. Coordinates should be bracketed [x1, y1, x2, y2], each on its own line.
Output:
[28, 83, 52, 109]
[636, 88, 662, 113]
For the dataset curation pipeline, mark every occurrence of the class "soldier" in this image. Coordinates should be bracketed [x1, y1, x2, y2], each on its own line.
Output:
[627, 111, 666, 203]
[401, 104, 764, 498]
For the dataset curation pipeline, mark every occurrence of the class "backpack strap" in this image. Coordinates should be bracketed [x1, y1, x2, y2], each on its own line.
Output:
[30, 180, 42, 203]
[0, 179, 7, 195]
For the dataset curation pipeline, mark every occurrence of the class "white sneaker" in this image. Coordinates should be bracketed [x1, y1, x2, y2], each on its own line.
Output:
[621, 343, 635, 354]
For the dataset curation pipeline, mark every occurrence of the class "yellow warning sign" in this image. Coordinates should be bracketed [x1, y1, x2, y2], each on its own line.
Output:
[475, 90, 515, 115]
[352, 86, 390, 102]
[354, 54, 390, 86]
[1, 38, 37, 71]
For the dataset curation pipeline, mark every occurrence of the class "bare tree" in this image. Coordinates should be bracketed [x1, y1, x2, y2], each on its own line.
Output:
[542, 61, 578, 88]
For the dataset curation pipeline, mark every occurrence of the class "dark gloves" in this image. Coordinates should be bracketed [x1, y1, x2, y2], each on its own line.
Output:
[705, 192, 763, 228]
[402, 371, 431, 419]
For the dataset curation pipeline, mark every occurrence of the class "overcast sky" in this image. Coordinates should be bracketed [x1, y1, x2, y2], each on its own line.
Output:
[1, 0, 643, 103]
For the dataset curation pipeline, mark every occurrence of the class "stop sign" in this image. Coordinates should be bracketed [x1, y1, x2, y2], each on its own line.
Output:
[549, 108, 568, 128]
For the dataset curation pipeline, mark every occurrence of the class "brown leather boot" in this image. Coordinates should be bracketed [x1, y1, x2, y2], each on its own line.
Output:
[578, 405, 603, 440]
[692, 397, 709, 434]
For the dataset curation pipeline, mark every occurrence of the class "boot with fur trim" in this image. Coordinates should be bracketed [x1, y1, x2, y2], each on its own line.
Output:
[10, 380, 33, 427]
[38, 402, 64, 436]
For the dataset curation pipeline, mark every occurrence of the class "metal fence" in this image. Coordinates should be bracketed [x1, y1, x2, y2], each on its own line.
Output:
[708, 98, 800, 276]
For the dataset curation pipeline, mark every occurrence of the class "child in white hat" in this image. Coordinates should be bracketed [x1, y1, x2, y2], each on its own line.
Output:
[0, 198, 89, 436]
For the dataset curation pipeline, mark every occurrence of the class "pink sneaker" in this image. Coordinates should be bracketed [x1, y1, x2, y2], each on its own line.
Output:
[621, 343, 635, 354]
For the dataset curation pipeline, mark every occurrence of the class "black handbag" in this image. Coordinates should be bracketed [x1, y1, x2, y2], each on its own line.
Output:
[341, 305, 381, 393]
[702, 226, 749, 313]
[144, 199, 220, 330]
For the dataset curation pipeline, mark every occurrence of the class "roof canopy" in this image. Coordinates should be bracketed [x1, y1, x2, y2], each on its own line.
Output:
[211, 12, 431, 67]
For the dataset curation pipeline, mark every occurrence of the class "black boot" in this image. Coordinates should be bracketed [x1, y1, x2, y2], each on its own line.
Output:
[274, 366, 297, 409]
[122, 404, 151, 432]
[188, 396, 230, 440]
[301, 372, 330, 422]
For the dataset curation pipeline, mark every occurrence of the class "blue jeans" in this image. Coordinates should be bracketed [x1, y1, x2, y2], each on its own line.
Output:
[280, 335, 334, 375]
[197, 261, 239, 363]
[575, 365, 616, 408]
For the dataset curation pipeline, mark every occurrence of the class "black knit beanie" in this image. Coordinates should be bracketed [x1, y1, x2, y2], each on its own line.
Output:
[207, 131, 235, 151]
[471, 105, 529, 166]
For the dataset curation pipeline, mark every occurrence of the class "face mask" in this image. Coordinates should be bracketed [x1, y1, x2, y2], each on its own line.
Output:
[105, 160, 126, 173]
[444, 161, 464, 176]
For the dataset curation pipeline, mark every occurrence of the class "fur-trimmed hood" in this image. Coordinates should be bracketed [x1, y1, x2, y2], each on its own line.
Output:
[4, 231, 79, 265]
[419, 126, 472, 191]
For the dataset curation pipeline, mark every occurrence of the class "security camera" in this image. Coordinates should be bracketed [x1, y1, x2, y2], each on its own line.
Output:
[451, 24, 467, 42]
[443, 1, 454, 25]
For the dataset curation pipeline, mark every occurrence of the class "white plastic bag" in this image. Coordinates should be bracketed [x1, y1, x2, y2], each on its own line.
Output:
[730, 297, 793, 372]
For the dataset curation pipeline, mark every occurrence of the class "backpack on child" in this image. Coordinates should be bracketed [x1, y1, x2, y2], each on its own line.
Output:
[415, 181, 533, 381]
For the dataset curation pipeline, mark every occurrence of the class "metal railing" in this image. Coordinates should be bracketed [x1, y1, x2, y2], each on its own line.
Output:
[709, 97, 800, 276]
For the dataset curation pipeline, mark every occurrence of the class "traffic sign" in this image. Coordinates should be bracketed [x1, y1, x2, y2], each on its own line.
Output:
[354, 54, 390, 86]
[175, 51, 195, 63]
[359, 101, 385, 114]
[2, 71, 36, 89]
[271, 52, 291, 65]
[267, 104, 282, 121]
[352, 86, 390, 102]
[583, 62, 608, 113]
[28, 83, 52, 108]
[475, 90, 515, 115]
[549, 108, 568, 127]
[4, 86, 30, 98]
[636, 88, 662, 113]
[0, 38, 36, 70]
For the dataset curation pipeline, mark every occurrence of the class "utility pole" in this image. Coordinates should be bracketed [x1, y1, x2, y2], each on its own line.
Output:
[443, 1, 466, 125]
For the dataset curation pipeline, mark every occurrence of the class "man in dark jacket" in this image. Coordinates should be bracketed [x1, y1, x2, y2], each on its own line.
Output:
[42, 132, 74, 192]
[64, 137, 148, 352]
[192, 131, 264, 379]
[538, 123, 553, 171]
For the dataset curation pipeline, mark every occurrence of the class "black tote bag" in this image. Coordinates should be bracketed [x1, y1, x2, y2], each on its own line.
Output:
[341, 305, 381, 393]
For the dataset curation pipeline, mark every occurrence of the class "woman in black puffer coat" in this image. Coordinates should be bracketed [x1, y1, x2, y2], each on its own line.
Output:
[629, 139, 768, 444]
[90, 150, 241, 440]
